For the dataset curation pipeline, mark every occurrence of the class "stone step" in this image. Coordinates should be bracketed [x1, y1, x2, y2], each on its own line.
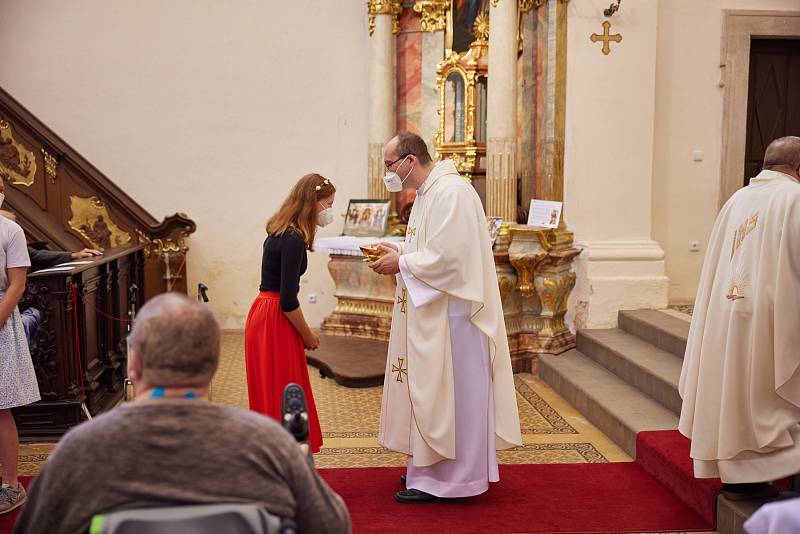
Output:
[618, 309, 690, 358]
[717, 491, 800, 534]
[539, 350, 678, 458]
[577, 328, 684, 415]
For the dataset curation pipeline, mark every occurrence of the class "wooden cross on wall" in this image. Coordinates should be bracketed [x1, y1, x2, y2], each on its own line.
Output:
[591, 20, 622, 56]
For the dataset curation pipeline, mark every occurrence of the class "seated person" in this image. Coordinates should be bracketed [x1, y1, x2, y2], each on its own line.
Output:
[0, 209, 101, 341]
[13, 293, 351, 534]
[0, 209, 101, 271]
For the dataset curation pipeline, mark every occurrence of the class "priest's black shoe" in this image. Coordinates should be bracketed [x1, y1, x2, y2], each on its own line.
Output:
[395, 489, 438, 503]
[400, 475, 406, 486]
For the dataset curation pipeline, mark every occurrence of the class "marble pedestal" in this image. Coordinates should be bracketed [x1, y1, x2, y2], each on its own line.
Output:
[321, 254, 396, 341]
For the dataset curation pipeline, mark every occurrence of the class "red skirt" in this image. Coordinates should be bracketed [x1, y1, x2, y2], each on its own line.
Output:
[244, 291, 323, 452]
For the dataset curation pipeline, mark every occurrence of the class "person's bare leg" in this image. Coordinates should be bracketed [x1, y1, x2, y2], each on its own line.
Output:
[0, 410, 19, 488]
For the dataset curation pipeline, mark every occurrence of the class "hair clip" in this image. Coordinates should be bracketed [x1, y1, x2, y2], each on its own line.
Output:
[315, 178, 330, 191]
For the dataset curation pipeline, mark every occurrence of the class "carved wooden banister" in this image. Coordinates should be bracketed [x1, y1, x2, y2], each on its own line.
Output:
[0, 86, 196, 297]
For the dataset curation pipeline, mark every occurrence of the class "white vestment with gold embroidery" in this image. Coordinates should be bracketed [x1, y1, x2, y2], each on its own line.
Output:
[377, 160, 522, 485]
[679, 169, 800, 483]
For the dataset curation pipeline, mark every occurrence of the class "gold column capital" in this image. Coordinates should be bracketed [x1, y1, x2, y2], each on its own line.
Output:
[368, 0, 403, 36]
[413, 0, 449, 32]
[520, 0, 570, 11]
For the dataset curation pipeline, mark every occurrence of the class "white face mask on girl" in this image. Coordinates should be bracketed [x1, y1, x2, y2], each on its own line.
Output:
[317, 203, 334, 227]
[383, 156, 413, 193]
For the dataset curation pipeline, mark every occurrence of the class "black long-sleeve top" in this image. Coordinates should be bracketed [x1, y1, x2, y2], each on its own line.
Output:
[259, 228, 307, 312]
[28, 247, 72, 272]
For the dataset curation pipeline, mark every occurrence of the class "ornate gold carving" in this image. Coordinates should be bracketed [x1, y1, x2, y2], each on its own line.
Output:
[498, 274, 515, 302]
[521, 0, 571, 8]
[590, 20, 622, 56]
[434, 21, 488, 180]
[392, 357, 408, 383]
[507, 225, 582, 356]
[41, 149, 58, 184]
[413, 0, 448, 32]
[472, 13, 490, 41]
[136, 229, 189, 259]
[68, 196, 132, 251]
[0, 120, 37, 186]
[368, 0, 403, 36]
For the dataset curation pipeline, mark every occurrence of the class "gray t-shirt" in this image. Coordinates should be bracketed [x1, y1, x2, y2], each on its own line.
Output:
[13, 399, 350, 534]
[0, 216, 30, 291]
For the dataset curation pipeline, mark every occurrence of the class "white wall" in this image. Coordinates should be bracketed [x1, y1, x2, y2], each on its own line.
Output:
[652, 0, 800, 303]
[0, 0, 370, 328]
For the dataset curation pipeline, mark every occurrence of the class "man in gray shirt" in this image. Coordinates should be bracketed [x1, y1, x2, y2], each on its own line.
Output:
[14, 293, 350, 534]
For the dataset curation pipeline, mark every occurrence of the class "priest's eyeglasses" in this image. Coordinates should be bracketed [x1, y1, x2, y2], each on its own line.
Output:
[384, 154, 411, 170]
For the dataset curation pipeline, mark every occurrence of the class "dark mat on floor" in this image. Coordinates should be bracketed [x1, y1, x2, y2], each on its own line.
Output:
[307, 334, 387, 388]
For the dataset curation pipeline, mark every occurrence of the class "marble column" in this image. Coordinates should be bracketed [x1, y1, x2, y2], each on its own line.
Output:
[367, 1, 401, 200]
[486, 0, 518, 221]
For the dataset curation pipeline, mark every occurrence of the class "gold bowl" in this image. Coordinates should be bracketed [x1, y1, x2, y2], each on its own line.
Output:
[359, 244, 383, 263]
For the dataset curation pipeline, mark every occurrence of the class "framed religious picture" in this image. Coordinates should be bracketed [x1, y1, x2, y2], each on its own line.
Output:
[447, 0, 489, 54]
[342, 199, 390, 237]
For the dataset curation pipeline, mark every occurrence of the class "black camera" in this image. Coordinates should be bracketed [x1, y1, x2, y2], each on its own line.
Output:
[281, 383, 309, 443]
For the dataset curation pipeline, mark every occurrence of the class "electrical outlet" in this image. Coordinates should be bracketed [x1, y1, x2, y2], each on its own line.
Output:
[690, 241, 700, 252]
[308, 294, 317, 304]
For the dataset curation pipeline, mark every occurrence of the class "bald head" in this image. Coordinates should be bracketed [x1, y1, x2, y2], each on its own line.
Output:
[763, 136, 800, 174]
[128, 292, 220, 388]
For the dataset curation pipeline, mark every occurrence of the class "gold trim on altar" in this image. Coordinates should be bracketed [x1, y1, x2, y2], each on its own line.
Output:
[434, 15, 489, 180]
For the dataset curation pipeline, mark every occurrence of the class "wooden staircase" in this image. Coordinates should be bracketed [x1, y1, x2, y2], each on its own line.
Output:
[1, 86, 197, 437]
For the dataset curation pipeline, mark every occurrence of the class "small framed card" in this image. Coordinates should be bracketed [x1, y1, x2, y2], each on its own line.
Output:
[527, 199, 563, 229]
[342, 199, 390, 237]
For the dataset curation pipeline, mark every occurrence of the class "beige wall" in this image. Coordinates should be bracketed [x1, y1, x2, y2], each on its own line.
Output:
[0, 0, 370, 328]
[652, 0, 800, 303]
[565, 0, 669, 328]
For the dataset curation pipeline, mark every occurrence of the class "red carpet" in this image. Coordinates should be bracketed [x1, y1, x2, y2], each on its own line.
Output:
[3, 432, 726, 534]
[319, 463, 714, 533]
[636, 430, 722, 526]
[0, 477, 33, 534]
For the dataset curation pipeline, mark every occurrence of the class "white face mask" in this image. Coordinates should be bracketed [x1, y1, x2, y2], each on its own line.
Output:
[317, 203, 334, 227]
[383, 156, 413, 193]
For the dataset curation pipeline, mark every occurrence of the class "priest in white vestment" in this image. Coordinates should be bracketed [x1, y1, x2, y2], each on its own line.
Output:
[369, 132, 522, 503]
[679, 136, 800, 500]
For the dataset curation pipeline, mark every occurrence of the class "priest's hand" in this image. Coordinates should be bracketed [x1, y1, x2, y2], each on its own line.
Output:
[71, 248, 103, 259]
[370, 244, 400, 275]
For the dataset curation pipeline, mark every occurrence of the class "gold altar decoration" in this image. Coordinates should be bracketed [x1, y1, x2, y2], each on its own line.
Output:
[0, 120, 37, 186]
[368, 0, 403, 36]
[590, 20, 622, 56]
[523, 0, 570, 10]
[41, 149, 58, 184]
[136, 228, 190, 259]
[503, 225, 581, 372]
[68, 195, 132, 251]
[434, 15, 489, 180]
[413, 0, 449, 32]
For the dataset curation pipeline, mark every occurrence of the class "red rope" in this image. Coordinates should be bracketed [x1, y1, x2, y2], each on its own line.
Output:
[70, 284, 86, 403]
[77, 291, 131, 322]
[167, 253, 188, 293]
